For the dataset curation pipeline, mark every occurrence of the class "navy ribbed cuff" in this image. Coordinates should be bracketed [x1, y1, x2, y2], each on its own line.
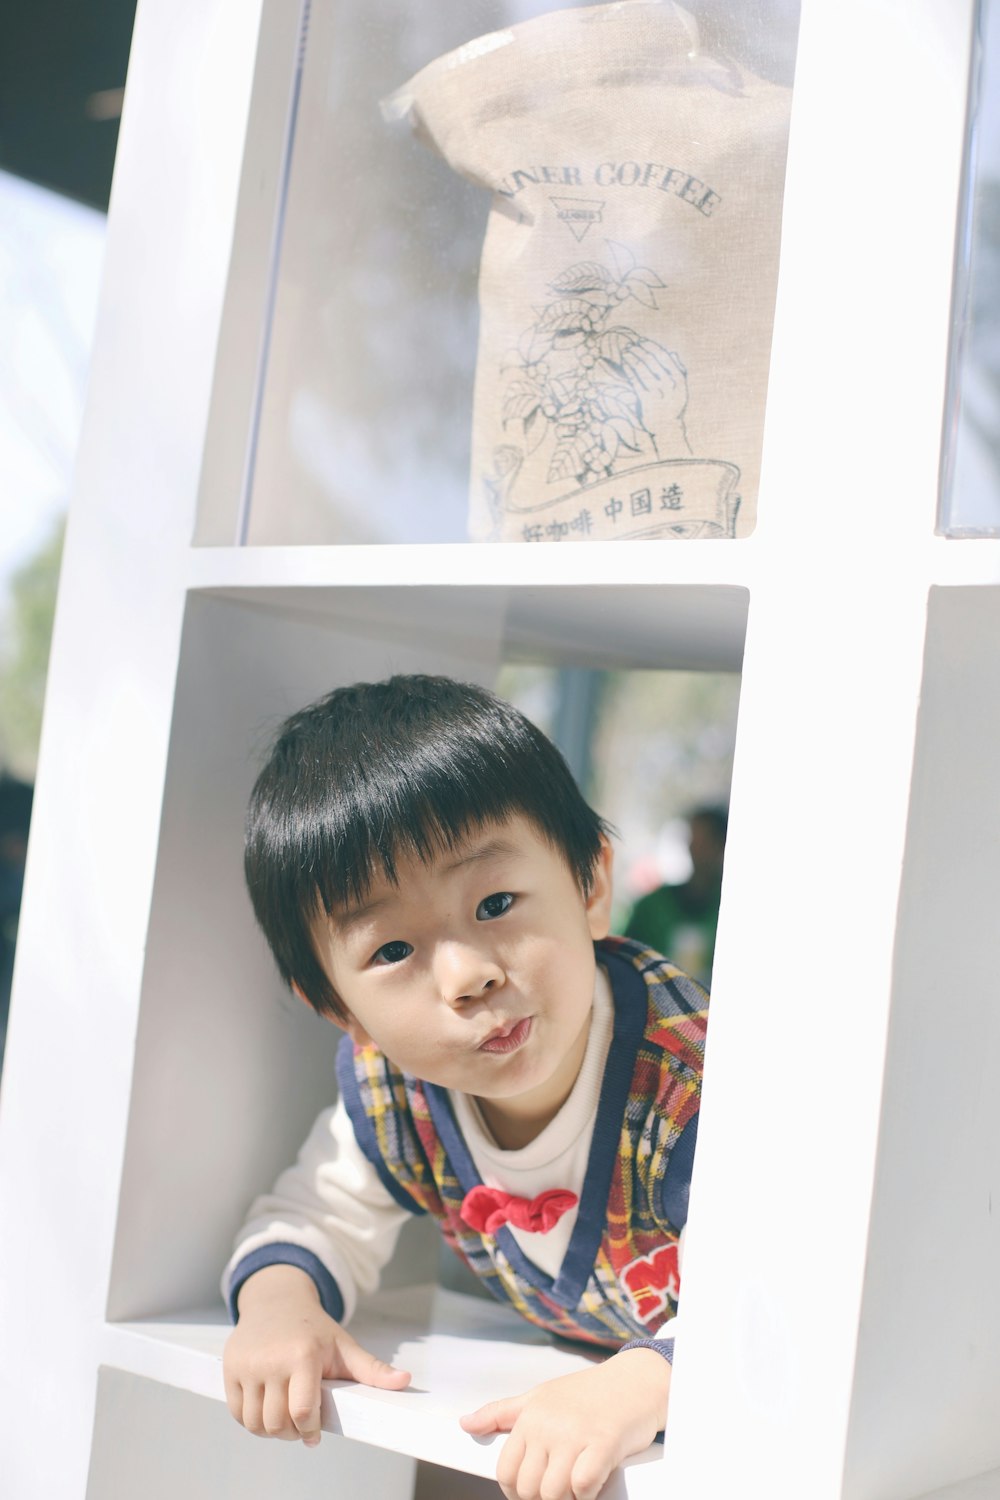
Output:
[618, 1335, 674, 1365]
[227, 1242, 345, 1324]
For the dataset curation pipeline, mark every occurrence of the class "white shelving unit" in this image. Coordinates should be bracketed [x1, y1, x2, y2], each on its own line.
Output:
[1, 1, 998, 1497]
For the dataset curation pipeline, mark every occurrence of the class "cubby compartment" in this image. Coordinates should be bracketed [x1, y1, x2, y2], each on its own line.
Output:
[196, 0, 801, 547]
[96, 579, 746, 1493]
[107, 580, 745, 1313]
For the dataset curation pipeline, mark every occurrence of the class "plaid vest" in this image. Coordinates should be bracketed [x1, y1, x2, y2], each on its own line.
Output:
[337, 936, 707, 1349]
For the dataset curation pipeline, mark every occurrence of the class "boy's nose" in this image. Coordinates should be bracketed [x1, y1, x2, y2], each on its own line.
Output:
[434, 941, 505, 1006]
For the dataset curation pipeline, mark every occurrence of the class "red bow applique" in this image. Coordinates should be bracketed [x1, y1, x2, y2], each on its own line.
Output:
[460, 1185, 579, 1235]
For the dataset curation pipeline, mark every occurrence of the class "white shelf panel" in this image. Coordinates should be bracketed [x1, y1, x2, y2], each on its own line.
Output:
[186, 539, 756, 591]
[917, 1469, 1000, 1500]
[186, 533, 1000, 609]
[925, 537, 1000, 586]
[101, 1285, 667, 1497]
[183, 576, 749, 673]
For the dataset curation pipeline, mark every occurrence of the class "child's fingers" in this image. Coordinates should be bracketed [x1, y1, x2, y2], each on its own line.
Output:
[238, 1382, 266, 1436]
[262, 1378, 299, 1439]
[223, 1373, 244, 1426]
[287, 1365, 323, 1447]
[335, 1332, 411, 1391]
[460, 1394, 525, 1435]
[537, 1449, 576, 1500]
[499, 1433, 547, 1500]
[570, 1444, 616, 1500]
[493, 1430, 526, 1500]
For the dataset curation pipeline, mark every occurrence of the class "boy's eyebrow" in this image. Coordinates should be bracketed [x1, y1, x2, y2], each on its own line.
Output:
[331, 893, 392, 933]
[332, 837, 520, 933]
[443, 836, 520, 872]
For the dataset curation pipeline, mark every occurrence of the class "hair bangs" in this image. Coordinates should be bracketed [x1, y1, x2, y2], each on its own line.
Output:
[309, 733, 535, 916]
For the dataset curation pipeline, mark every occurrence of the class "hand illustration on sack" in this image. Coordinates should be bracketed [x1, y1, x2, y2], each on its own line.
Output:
[618, 336, 690, 453]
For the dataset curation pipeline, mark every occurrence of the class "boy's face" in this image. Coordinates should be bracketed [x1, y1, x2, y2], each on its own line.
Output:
[308, 815, 613, 1135]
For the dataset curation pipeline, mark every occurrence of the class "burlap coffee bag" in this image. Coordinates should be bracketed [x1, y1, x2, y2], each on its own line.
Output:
[384, 1, 791, 541]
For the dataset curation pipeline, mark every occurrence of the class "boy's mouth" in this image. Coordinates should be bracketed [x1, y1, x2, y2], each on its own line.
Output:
[478, 1017, 532, 1054]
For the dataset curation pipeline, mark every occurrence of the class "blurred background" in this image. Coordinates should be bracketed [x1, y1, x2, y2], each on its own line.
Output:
[0, 0, 137, 1063]
[1, 0, 137, 776]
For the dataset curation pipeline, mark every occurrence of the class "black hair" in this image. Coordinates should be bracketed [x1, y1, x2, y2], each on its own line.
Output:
[245, 674, 610, 1021]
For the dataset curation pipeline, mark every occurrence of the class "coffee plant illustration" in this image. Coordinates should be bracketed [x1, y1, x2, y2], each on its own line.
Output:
[500, 240, 690, 490]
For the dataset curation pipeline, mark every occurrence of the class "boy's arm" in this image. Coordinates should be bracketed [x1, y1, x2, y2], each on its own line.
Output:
[222, 1097, 411, 1326]
[460, 1345, 671, 1500]
[222, 1097, 414, 1444]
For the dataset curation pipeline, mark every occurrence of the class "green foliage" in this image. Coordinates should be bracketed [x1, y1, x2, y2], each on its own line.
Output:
[0, 517, 66, 778]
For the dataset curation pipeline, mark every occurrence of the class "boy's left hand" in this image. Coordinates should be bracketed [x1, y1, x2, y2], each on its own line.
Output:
[459, 1346, 670, 1500]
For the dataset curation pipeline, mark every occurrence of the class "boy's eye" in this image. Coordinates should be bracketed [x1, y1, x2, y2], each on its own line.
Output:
[373, 940, 413, 966]
[476, 892, 514, 921]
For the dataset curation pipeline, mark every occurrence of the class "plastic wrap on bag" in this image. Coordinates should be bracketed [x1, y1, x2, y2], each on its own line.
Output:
[385, 1, 792, 542]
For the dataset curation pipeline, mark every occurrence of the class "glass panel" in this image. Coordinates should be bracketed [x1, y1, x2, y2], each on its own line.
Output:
[941, 0, 1000, 536]
[245, 0, 799, 545]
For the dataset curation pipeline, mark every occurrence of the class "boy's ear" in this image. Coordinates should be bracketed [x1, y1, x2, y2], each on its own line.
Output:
[585, 835, 615, 941]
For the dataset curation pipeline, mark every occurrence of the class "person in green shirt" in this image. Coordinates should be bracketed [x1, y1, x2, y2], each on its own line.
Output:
[625, 806, 727, 989]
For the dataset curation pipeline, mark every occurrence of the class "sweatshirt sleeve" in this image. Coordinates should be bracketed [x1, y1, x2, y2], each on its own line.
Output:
[221, 1096, 412, 1325]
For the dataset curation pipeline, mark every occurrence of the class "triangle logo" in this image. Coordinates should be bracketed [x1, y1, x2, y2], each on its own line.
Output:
[549, 197, 606, 242]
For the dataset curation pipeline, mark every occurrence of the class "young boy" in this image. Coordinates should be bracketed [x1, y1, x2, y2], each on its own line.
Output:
[223, 674, 708, 1500]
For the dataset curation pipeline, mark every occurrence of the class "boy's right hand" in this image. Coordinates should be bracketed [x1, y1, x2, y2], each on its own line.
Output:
[223, 1263, 411, 1447]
